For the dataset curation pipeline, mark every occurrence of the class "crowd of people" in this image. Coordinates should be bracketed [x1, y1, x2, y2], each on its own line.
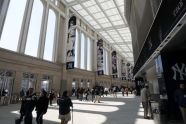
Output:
[15, 85, 136, 124]
[16, 88, 73, 124]
[71, 86, 135, 103]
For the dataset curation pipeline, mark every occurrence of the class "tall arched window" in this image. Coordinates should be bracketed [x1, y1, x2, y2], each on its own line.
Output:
[80, 32, 85, 69]
[0, 0, 27, 51]
[25, 0, 43, 57]
[43, 9, 56, 61]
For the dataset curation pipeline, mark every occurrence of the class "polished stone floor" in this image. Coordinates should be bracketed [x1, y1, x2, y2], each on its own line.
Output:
[0, 93, 155, 124]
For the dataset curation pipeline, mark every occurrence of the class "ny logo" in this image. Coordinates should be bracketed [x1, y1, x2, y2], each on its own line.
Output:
[171, 63, 186, 80]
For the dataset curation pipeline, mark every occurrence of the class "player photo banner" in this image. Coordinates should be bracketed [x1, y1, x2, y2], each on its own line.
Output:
[126, 63, 131, 80]
[112, 51, 118, 78]
[97, 39, 104, 75]
[121, 60, 126, 80]
[66, 16, 76, 70]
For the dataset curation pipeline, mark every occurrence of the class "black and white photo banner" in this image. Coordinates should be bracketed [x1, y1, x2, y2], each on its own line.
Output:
[66, 16, 76, 69]
[121, 60, 126, 80]
[112, 51, 118, 78]
[97, 39, 104, 75]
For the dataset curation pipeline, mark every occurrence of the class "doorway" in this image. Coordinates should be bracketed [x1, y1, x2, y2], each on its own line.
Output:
[0, 70, 15, 105]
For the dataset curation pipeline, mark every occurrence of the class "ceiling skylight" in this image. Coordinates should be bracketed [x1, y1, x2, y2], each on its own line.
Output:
[64, 0, 134, 64]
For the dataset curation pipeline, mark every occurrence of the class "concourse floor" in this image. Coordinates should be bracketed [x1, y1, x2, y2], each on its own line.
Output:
[0, 93, 155, 124]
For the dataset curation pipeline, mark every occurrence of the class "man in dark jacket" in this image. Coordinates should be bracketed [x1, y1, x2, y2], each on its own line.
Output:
[35, 89, 49, 124]
[19, 88, 37, 124]
[49, 89, 55, 106]
[58, 91, 73, 124]
[175, 83, 186, 124]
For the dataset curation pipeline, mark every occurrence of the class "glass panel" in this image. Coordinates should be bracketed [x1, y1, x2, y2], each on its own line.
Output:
[105, 8, 118, 16]
[109, 15, 122, 21]
[72, 4, 83, 11]
[92, 12, 105, 19]
[97, 18, 109, 24]
[101, 23, 112, 28]
[83, 0, 96, 7]
[25, 0, 43, 57]
[77, 9, 88, 16]
[0, 0, 27, 51]
[116, 0, 124, 6]
[80, 33, 85, 69]
[94, 25, 101, 29]
[100, 1, 115, 10]
[41, 80, 49, 92]
[87, 5, 101, 14]
[112, 20, 124, 26]
[43, 9, 56, 61]
[84, 15, 93, 21]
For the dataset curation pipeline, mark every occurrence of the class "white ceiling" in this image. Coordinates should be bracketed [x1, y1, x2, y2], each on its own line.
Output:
[63, 0, 134, 64]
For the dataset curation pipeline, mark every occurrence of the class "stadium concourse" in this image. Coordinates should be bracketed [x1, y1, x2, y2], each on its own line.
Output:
[0, 93, 154, 124]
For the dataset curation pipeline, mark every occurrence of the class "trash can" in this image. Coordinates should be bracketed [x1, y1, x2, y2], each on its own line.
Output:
[151, 101, 160, 124]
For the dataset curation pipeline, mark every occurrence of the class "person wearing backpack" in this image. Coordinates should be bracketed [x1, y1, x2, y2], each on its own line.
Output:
[35, 89, 49, 124]
[58, 91, 73, 124]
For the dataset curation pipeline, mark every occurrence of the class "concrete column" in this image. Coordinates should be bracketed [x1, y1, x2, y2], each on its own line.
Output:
[0, 0, 9, 38]
[103, 48, 106, 75]
[17, 0, 34, 53]
[35, 74, 42, 93]
[61, 8, 69, 63]
[38, 2, 49, 59]
[93, 36, 97, 71]
[89, 39, 93, 71]
[84, 34, 88, 70]
[76, 29, 81, 68]
[12, 71, 22, 94]
[108, 50, 112, 75]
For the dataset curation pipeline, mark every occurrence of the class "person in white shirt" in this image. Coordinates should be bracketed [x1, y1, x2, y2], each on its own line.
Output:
[141, 84, 150, 119]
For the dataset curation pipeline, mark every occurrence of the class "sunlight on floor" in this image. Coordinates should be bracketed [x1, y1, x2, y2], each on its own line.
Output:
[9, 95, 155, 124]
[135, 103, 155, 124]
[73, 99, 126, 106]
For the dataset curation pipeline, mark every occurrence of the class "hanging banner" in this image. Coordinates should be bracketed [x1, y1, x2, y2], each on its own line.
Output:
[121, 60, 126, 80]
[97, 39, 104, 75]
[66, 16, 76, 69]
[126, 63, 131, 80]
[112, 51, 117, 78]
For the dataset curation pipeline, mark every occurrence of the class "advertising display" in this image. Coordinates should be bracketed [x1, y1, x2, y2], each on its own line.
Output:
[66, 16, 76, 69]
[97, 39, 104, 75]
[112, 51, 117, 78]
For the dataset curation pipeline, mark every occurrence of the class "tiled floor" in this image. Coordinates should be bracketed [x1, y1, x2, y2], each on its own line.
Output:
[0, 93, 155, 124]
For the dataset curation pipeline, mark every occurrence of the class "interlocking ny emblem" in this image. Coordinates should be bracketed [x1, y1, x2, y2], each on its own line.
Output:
[171, 63, 186, 80]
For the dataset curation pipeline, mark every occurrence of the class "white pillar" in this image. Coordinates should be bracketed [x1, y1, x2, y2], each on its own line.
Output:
[106, 49, 109, 75]
[75, 29, 81, 68]
[108, 50, 112, 75]
[17, 0, 34, 53]
[84, 34, 88, 70]
[103, 48, 106, 75]
[38, 2, 49, 59]
[93, 36, 97, 72]
[89, 39, 93, 71]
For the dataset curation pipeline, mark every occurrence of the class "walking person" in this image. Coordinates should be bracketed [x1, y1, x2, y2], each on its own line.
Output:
[121, 87, 124, 96]
[91, 88, 95, 102]
[17, 88, 37, 124]
[175, 83, 186, 124]
[58, 91, 73, 124]
[35, 89, 49, 124]
[141, 84, 150, 119]
[49, 89, 55, 106]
